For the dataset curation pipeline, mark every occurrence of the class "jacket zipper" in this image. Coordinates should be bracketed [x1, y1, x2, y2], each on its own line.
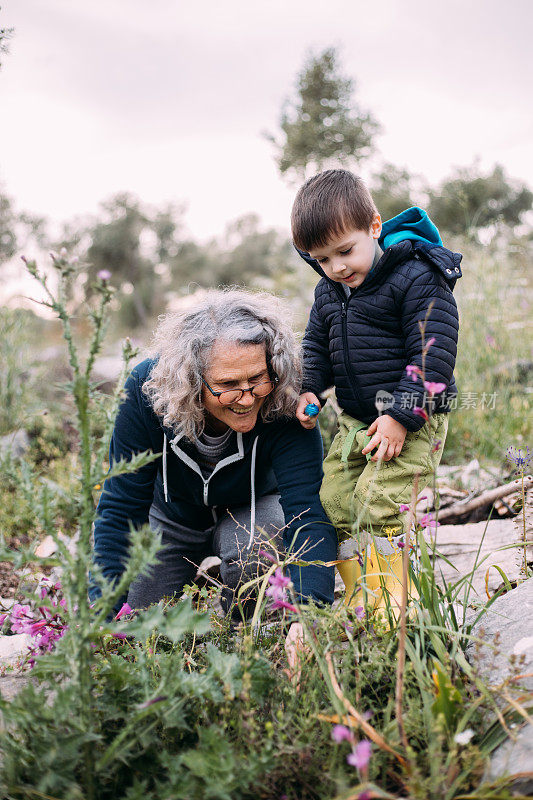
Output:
[338, 289, 365, 406]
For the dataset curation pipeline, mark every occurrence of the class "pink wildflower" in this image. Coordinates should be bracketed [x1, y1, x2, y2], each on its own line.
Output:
[406, 364, 422, 381]
[269, 599, 298, 614]
[353, 606, 365, 621]
[424, 337, 436, 352]
[413, 407, 429, 422]
[10, 605, 34, 634]
[0, 613, 7, 625]
[419, 513, 439, 530]
[258, 549, 277, 563]
[115, 602, 133, 620]
[347, 739, 372, 770]
[331, 724, 352, 743]
[266, 569, 291, 603]
[97, 269, 112, 281]
[423, 381, 446, 396]
[399, 503, 410, 513]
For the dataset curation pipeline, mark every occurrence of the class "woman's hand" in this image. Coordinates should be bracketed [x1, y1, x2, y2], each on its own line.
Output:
[362, 415, 407, 462]
[284, 622, 308, 689]
[296, 392, 321, 429]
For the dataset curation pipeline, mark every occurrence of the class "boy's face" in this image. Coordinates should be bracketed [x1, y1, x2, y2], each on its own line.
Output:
[307, 213, 382, 289]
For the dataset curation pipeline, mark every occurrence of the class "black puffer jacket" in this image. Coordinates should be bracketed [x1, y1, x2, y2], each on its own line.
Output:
[299, 233, 461, 432]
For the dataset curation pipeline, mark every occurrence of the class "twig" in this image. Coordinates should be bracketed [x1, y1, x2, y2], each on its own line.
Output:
[437, 475, 532, 522]
[395, 476, 418, 755]
[324, 651, 408, 770]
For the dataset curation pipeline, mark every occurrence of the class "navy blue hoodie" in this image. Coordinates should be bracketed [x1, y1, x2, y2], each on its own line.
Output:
[90, 359, 337, 607]
[298, 207, 461, 430]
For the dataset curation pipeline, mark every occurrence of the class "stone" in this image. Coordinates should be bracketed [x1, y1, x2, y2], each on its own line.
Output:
[0, 429, 30, 459]
[467, 579, 533, 792]
[34, 535, 57, 558]
[0, 675, 31, 702]
[423, 519, 524, 599]
[0, 634, 31, 666]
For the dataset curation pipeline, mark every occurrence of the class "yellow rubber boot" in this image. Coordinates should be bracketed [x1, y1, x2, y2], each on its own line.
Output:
[337, 538, 379, 611]
[372, 534, 419, 629]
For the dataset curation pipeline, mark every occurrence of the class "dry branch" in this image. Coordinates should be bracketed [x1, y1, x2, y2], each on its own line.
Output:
[437, 475, 533, 522]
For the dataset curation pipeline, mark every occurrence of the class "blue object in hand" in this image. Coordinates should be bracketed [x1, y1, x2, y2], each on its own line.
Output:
[304, 403, 320, 417]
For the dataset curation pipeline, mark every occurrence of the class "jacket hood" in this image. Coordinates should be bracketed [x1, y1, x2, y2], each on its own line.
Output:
[295, 206, 462, 289]
[379, 206, 442, 249]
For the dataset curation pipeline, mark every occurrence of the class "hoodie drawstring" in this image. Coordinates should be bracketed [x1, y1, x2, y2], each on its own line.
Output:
[163, 434, 168, 503]
[247, 437, 258, 550]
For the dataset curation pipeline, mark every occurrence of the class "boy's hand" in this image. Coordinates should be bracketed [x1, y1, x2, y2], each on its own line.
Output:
[362, 415, 407, 462]
[296, 392, 321, 429]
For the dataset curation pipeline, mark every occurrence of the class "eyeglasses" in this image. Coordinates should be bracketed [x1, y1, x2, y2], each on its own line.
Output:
[202, 376, 278, 406]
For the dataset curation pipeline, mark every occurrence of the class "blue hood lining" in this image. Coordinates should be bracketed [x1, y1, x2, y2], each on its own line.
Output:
[379, 206, 442, 250]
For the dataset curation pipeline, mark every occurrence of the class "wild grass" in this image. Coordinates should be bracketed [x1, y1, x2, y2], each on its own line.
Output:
[0, 246, 530, 799]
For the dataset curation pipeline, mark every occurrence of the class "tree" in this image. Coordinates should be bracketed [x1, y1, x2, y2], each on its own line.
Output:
[427, 163, 533, 238]
[0, 189, 17, 262]
[370, 163, 420, 222]
[86, 193, 160, 327]
[0, 9, 14, 70]
[267, 47, 380, 182]
[169, 215, 295, 291]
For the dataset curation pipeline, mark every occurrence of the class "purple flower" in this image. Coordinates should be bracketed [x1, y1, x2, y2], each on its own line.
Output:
[485, 334, 496, 348]
[397, 540, 405, 549]
[97, 269, 112, 282]
[358, 792, 372, 800]
[0, 613, 7, 625]
[406, 364, 422, 381]
[353, 606, 365, 621]
[432, 439, 442, 453]
[506, 446, 531, 471]
[413, 407, 429, 422]
[347, 739, 372, 770]
[331, 724, 352, 743]
[115, 602, 133, 620]
[423, 381, 446, 396]
[399, 503, 410, 513]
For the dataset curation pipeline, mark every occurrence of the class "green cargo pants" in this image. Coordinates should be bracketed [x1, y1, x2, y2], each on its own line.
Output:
[319, 412, 448, 542]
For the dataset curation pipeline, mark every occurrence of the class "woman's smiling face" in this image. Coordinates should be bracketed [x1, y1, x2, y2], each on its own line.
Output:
[202, 340, 269, 434]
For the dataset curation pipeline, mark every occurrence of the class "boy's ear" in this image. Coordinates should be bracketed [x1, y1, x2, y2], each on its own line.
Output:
[371, 213, 382, 239]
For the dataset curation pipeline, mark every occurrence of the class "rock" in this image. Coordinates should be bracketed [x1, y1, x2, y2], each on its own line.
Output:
[0, 675, 31, 702]
[0, 634, 31, 666]
[423, 519, 524, 599]
[34, 535, 57, 558]
[467, 580, 533, 792]
[0, 429, 30, 459]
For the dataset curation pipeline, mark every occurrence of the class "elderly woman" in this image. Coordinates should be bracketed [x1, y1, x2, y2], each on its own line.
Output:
[90, 289, 336, 621]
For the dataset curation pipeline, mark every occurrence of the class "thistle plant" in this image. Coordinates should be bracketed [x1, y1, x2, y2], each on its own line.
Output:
[506, 444, 532, 577]
[0, 251, 162, 797]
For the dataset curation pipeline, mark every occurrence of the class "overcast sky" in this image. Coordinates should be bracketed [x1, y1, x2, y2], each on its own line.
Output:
[1, 0, 532, 242]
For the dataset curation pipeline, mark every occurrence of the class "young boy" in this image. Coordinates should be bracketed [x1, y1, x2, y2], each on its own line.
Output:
[292, 169, 461, 622]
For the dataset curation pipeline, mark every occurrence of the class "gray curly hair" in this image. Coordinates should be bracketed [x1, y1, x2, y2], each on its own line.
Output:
[143, 288, 302, 440]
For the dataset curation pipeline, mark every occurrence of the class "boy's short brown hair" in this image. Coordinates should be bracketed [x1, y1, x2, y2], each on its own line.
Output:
[291, 169, 378, 252]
